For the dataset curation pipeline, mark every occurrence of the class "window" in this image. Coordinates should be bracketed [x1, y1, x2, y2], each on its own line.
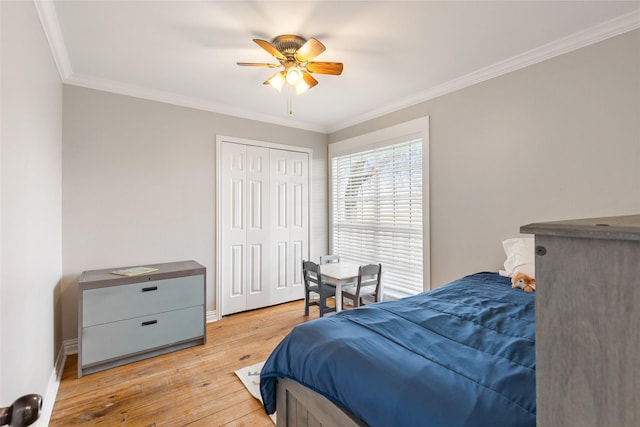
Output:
[329, 118, 429, 298]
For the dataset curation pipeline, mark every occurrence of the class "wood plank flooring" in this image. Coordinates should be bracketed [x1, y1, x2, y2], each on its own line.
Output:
[50, 300, 312, 426]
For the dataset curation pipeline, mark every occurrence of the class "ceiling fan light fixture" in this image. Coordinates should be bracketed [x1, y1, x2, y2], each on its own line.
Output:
[238, 34, 343, 106]
[296, 71, 318, 94]
[267, 72, 286, 91]
[295, 81, 310, 95]
[286, 67, 303, 85]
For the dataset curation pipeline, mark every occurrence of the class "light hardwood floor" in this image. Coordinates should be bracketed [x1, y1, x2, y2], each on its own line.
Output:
[50, 300, 311, 426]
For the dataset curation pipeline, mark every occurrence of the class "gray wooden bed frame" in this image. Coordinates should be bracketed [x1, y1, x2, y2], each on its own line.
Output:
[275, 378, 366, 427]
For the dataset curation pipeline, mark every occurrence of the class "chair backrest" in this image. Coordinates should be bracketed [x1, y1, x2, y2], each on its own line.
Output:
[320, 254, 340, 265]
[302, 260, 320, 289]
[358, 263, 382, 298]
[303, 260, 334, 300]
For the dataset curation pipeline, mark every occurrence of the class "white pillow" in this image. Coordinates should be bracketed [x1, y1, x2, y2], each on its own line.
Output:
[499, 237, 535, 278]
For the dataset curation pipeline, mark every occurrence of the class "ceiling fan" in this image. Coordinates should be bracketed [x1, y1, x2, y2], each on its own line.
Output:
[237, 34, 343, 94]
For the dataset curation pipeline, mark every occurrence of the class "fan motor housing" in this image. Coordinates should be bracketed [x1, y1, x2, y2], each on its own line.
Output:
[272, 34, 306, 57]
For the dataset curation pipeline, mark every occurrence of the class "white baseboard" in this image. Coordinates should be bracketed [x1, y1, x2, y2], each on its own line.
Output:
[64, 338, 78, 355]
[206, 309, 218, 323]
[34, 368, 59, 427]
[381, 291, 404, 301]
[33, 342, 66, 426]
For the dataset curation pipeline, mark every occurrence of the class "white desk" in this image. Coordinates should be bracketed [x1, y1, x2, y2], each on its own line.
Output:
[320, 261, 360, 312]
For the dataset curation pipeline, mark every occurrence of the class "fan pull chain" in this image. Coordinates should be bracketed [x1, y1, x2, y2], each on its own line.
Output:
[285, 85, 293, 115]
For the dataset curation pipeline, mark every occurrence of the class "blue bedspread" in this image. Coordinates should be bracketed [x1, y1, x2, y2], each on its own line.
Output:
[260, 272, 536, 427]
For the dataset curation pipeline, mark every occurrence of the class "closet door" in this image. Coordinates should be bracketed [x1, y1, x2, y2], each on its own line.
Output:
[270, 150, 309, 305]
[245, 146, 271, 310]
[288, 151, 309, 302]
[220, 143, 270, 315]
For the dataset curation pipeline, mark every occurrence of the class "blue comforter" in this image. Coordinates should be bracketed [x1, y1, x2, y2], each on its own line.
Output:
[260, 272, 536, 426]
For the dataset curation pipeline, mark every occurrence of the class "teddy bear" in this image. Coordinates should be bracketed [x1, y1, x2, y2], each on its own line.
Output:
[511, 272, 536, 292]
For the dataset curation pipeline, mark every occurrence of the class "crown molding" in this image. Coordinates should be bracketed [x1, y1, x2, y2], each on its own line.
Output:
[328, 9, 640, 133]
[64, 72, 328, 133]
[35, 1, 638, 135]
[33, 0, 72, 80]
[32, 0, 326, 133]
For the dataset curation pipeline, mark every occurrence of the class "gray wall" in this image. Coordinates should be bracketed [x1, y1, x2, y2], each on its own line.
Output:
[1, 0, 63, 410]
[61, 86, 328, 342]
[331, 29, 640, 287]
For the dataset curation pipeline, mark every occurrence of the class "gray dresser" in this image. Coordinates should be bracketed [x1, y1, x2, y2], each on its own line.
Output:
[78, 260, 206, 377]
[521, 215, 640, 427]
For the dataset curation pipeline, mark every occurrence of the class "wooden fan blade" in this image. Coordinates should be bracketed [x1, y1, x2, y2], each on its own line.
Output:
[301, 70, 318, 89]
[237, 62, 280, 68]
[253, 39, 285, 60]
[306, 62, 343, 75]
[295, 38, 326, 62]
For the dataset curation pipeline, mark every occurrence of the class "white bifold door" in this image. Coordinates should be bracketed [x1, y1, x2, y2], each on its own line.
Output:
[219, 141, 309, 316]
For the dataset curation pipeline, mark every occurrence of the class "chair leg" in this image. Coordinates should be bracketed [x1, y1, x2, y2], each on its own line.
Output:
[304, 293, 310, 316]
[319, 298, 330, 317]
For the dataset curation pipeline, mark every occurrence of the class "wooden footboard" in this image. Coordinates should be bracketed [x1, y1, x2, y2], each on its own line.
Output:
[275, 378, 366, 427]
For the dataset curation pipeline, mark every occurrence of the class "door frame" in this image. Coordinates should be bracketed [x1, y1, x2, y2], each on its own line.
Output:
[215, 135, 312, 320]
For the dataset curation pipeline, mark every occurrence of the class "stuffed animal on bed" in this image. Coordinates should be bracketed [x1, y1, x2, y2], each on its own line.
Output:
[511, 272, 536, 292]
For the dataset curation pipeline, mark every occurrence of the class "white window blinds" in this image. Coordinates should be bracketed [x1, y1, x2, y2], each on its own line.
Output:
[331, 139, 423, 297]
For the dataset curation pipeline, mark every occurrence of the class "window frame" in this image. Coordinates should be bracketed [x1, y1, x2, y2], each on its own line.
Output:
[328, 117, 430, 297]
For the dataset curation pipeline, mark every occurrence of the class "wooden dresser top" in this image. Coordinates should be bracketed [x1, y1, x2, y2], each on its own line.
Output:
[521, 214, 640, 241]
[79, 260, 205, 289]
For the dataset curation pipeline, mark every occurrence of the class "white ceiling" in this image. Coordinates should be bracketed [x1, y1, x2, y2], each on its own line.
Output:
[38, 1, 640, 133]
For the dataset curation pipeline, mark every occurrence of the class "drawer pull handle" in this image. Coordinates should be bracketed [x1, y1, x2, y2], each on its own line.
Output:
[142, 286, 158, 292]
[141, 320, 158, 327]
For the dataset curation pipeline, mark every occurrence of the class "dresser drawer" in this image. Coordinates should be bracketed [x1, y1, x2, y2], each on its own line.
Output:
[81, 305, 204, 366]
[83, 274, 204, 327]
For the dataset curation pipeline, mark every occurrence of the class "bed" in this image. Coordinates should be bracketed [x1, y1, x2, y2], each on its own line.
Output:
[260, 272, 536, 427]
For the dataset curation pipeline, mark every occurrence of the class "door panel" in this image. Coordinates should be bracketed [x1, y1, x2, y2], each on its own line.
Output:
[289, 152, 309, 299]
[248, 243, 262, 293]
[221, 143, 248, 315]
[270, 150, 309, 303]
[230, 245, 244, 297]
[245, 146, 270, 310]
[270, 151, 290, 304]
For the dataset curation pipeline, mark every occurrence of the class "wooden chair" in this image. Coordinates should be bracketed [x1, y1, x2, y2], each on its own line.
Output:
[341, 264, 382, 308]
[302, 260, 337, 317]
[319, 254, 340, 265]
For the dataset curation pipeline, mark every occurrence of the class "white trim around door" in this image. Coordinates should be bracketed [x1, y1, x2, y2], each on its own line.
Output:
[215, 135, 312, 320]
